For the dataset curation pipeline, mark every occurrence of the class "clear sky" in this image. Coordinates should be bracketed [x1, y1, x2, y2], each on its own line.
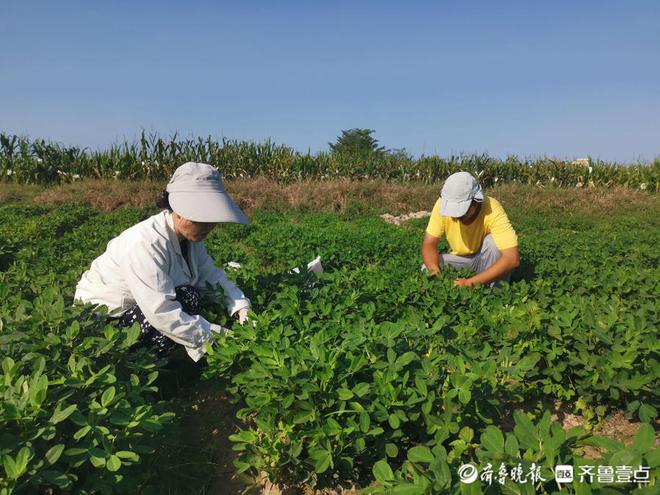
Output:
[1, 0, 658, 162]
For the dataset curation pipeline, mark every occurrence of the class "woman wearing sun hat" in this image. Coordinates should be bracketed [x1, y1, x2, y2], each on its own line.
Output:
[75, 162, 251, 361]
[421, 171, 520, 287]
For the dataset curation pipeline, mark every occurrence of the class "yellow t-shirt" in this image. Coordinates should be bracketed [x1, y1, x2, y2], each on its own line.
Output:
[425, 196, 518, 255]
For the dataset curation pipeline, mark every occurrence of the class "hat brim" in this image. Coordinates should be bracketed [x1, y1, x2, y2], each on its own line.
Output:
[440, 197, 473, 218]
[169, 191, 249, 224]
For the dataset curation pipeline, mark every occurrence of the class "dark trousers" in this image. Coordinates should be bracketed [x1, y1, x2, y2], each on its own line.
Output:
[115, 285, 202, 355]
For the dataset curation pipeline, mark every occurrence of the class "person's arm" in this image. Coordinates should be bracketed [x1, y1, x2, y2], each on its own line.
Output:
[454, 246, 520, 287]
[195, 243, 251, 317]
[422, 199, 445, 275]
[119, 241, 220, 360]
[421, 233, 442, 276]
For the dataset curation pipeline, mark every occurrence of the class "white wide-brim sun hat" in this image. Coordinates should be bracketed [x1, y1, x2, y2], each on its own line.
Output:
[440, 171, 484, 217]
[166, 162, 249, 224]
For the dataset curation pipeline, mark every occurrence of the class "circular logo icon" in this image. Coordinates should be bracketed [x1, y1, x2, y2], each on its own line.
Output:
[458, 463, 478, 484]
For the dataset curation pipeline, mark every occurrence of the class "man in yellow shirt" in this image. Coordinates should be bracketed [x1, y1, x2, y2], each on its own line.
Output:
[421, 172, 519, 287]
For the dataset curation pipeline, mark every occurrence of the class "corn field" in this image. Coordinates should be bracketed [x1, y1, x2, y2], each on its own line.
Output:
[0, 132, 657, 190]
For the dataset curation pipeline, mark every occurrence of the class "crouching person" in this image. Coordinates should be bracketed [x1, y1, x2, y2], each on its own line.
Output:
[75, 162, 252, 361]
[421, 172, 519, 287]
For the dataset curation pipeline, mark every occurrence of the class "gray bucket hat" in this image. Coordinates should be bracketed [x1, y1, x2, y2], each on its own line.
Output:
[440, 172, 484, 217]
[166, 162, 248, 224]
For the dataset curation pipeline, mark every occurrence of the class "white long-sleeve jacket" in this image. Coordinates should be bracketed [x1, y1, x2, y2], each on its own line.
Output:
[74, 210, 251, 361]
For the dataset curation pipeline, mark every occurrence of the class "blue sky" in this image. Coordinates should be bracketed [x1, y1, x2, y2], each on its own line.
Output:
[1, 0, 658, 162]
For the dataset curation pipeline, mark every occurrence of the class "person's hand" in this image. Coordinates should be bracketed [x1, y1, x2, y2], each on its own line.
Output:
[421, 264, 440, 277]
[453, 277, 476, 288]
[427, 267, 441, 277]
[236, 307, 254, 326]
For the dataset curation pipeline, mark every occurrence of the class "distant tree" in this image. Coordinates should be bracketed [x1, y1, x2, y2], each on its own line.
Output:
[329, 129, 386, 157]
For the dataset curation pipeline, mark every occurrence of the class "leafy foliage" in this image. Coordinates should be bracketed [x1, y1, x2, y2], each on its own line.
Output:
[0, 202, 658, 493]
[329, 129, 387, 157]
[0, 205, 174, 494]
[203, 210, 659, 492]
[0, 132, 658, 189]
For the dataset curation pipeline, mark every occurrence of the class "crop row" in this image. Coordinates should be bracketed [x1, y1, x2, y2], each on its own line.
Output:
[0, 204, 658, 493]
[202, 212, 658, 493]
[0, 132, 658, 189]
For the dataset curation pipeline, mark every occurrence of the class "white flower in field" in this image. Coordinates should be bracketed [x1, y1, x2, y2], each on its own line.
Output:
[226, 261, 242, 269]
[576, 182, 583, 188]
[36, 158, 44, 164]
[640, 183, 647, 190]
[6, 169, 13, 176]
[73, 174, 81, 180]
[551, 176, 556, 182]
[141, 161, 145, 166]
[588, 166, 593, 174]
[494, 177, 499, 182]
[57, 169, 63, 175]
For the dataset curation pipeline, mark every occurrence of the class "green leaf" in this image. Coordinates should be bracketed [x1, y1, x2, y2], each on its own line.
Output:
[106, 455, 121, 472]
[353, 382, 370, 397]
[325, 418, 342, 436]
[388, 413, 401, 429]
[309, 447, 332, 474]
[458, 388, 471, 405]
[583, 435, 624, 452]
[73, 425, 91, 440]
[66, 321, 80, 339]
[513, 411, 538, 449]
[481, 426, 505, 453]
[505, 433, 520, 457]
[395, 351, 418, 369]
[89, 454, 106, 468]
[40, 470, 72, 488]
[337, 388, 354, 400]
[373, 460, 394, 482]
[229, 430, 258, 443]
[44, 444, 65, 465]
[646, 446, 660, 468]
[2, 357, 16, 376]
[633, 424, 655, 452]
[50, 404, 77, 424]
[15, 447, 31, 473]
[116, 451, 140, 462]
[2, 454, 20, 480]
[385, 443, 399, 458]
[101, 386, 116, 407]
[459, 426, 474, 443]
[407, 445, 434, 464]
[28, 374, 48, 407]
[359, 412, 371, 433]
[639, 404, 657, 423]
[609, 448, 641, 468]
[414, 377, 428, 397]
